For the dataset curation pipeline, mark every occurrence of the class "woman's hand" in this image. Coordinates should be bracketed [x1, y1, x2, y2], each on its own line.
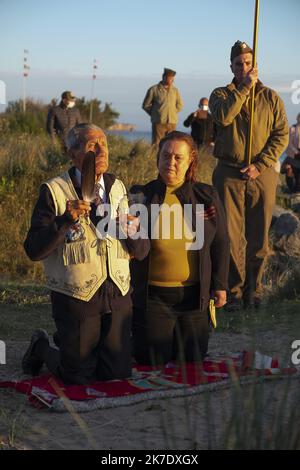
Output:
[213, 290, 227, 308]
[118, 214, 140, 238]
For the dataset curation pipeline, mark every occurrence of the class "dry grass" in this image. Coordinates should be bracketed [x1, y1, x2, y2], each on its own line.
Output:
[0, 134, 215, 282]
[0, 289, 299, 449]
[1, 130, 299, 450]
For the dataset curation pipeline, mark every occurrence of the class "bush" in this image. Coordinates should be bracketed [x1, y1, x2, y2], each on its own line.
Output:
[0, 131, 218, 282]
[76, 98, 119, 128]
[0, 98, 120, 136]
[0, 133, 154, 281]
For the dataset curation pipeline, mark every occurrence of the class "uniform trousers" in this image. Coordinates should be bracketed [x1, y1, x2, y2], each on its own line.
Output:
[151, 123, 177, 145]
[213, 163, 278, 301]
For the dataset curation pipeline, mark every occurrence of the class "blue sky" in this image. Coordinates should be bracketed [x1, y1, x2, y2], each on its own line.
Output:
[0, 0, 299, 129]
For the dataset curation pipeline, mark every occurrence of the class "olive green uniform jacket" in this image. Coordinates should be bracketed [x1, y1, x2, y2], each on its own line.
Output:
[142, 82, 183, 125]
[209, 80, 289, 171]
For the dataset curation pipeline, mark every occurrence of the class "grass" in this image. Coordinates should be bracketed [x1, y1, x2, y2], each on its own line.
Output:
[0, 133, 215, 283]
[0, 282, 299, 449]
[0, 281, 52, 340]
[0, 280, 49, 305]
[0, 400, 28, 449]
[217, 300, 300, 332]
[0, 132, 300, 449]
[1, 278, 299, 341]
[0, 303, 52, 340]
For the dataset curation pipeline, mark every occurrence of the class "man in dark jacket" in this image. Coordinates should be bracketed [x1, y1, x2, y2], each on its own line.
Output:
[183, 97, 215, 147]
[22, 124, 149, 384]
[47, 91, 82, 151]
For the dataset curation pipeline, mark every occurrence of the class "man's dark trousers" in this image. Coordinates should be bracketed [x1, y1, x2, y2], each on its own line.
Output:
[41, 290, 132, 384]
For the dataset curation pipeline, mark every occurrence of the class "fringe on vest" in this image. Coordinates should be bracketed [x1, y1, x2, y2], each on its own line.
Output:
[63, 241, 91, 266]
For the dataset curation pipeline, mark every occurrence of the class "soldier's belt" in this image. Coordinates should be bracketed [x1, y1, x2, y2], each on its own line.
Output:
[217, 160, 244, 169]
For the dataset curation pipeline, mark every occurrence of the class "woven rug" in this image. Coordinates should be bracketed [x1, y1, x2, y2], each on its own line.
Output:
[0, 351, 298, 412]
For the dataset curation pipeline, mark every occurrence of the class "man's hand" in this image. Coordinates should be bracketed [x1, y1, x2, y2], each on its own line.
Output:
[118, 214, 140, 238]
[242, 66, 258, 90]
[65, 200, 91, 223]
[213, 290, 227, 308]
[240, 164, 260, 180]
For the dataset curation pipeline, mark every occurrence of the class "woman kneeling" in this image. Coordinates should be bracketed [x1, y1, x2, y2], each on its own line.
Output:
[130, 131, 230, 366]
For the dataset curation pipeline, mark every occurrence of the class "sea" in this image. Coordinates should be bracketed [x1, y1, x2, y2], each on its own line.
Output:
[107, 130, 152, 143]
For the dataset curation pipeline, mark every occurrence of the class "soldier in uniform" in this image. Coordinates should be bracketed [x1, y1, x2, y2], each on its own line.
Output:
[142, 68, 183, 145]
[209, 41, 289, 310]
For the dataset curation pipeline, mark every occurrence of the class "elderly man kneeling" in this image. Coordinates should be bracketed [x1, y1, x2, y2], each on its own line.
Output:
[22, 123, 149, 384]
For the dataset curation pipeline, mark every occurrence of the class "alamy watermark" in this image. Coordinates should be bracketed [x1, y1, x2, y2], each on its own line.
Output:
[0, 340, 6, 365]
[0, 80, 6, 105]
[291, 340, 300, 366]
[94, 203, 205, 251]
[291, 80, 300, 105]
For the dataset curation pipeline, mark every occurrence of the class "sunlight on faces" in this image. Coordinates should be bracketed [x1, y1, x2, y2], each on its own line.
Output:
[158, 140, 191, 186]
[163, 74, 175, 87]
[199, 98, 208, 107]
[71, 129, 109, 180]
[230, 52, 253, 84]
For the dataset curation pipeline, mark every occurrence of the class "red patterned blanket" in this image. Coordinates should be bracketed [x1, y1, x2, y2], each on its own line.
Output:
[0, 351, 297, 412]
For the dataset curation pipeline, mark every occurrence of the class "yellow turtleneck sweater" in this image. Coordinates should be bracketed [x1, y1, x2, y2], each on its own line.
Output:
[149, 182, 199, 287]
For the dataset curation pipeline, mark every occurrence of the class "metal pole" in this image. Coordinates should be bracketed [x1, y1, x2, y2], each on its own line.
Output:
[89, 59, 97, 123]
[246, 0, 260, 166]
[23, 50, 29, 113]
[89, 78, 95, 123]
[22, 73, 26, 113]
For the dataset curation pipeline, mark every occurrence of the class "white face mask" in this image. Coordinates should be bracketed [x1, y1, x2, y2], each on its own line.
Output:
[200, 104, 209, 111]
[67, 101, 76, 109]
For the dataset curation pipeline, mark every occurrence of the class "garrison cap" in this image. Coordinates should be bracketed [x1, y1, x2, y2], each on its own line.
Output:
[163, 68, 176, 76]
[230, 41, 253, 61]
[61, 90, 76, 100]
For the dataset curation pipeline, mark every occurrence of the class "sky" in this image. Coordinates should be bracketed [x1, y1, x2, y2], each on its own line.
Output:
[0, 0, 299, 130]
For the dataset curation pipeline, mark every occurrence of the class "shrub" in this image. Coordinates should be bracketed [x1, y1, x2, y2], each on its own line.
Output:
[0, 98, 120, 136]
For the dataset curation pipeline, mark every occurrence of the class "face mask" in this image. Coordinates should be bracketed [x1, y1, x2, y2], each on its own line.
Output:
[200, 105, 209, 111]
[67, 101, 75, 109]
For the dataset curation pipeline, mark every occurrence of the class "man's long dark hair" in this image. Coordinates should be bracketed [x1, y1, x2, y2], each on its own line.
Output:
[157, 131, 199, 182]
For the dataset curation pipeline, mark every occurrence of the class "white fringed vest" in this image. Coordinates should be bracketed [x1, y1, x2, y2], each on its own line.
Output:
[42, 171, 131, 301]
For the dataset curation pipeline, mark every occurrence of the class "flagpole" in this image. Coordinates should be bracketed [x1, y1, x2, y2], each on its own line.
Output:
[89, 59, 98, 123]
[22, 49, 30, 113]
[246, 0, 260, 166]
[22, 73, 26, 113]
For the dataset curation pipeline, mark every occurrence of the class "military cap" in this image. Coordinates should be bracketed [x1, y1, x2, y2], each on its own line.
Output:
[163, 68, 176, 77]
[61, 90, 76, 100]
[230, 41, 253, 61]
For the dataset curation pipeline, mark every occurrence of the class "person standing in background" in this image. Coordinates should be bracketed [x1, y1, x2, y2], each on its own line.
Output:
[142, 68, 183, 146]
[281, 113, 300, 193]
[47, 91, 82, 152]
[184, 97, 215, 148]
